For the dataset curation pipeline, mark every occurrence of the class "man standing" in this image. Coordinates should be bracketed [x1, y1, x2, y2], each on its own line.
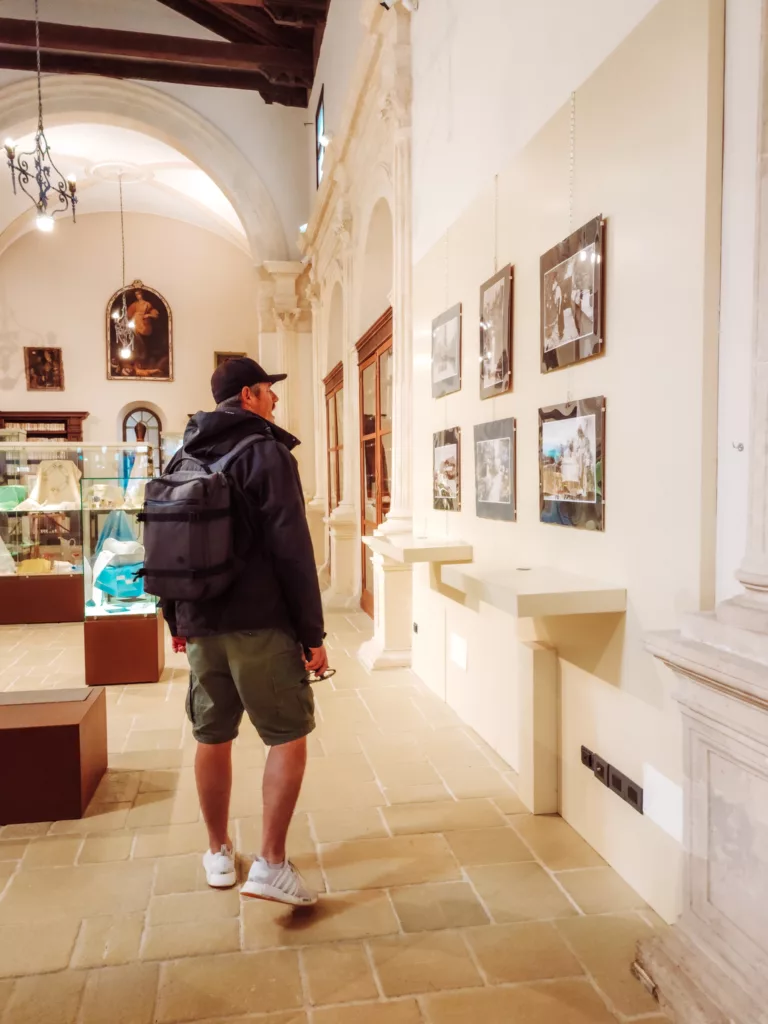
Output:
[164, 357, 326, 906]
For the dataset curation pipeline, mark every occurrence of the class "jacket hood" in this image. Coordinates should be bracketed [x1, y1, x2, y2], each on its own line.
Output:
[182, 407, 300, 460]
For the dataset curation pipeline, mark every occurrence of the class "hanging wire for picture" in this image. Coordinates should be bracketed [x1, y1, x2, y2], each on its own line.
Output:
[3, 0, 77, 232]
[493, 173, 499, 274]
[111, 175, 136, 360]
[569, 91, 576, 232]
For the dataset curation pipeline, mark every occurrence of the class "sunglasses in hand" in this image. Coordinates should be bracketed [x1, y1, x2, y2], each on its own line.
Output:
[307, 667, 336, 683]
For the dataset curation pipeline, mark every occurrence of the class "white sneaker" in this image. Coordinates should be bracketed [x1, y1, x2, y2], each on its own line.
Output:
[203, 844, 237, 889]
[240, 856, 318, 906]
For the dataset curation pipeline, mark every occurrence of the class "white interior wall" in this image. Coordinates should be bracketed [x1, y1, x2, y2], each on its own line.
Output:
[411, 0, 662, 262]
[411, 0, 723, 922]
[0, 213, 259, 438]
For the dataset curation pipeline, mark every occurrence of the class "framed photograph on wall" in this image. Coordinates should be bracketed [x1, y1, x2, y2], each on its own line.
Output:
[214, 351, 247, 369]
[24, 347, 64, 391]
[479, 264, 513, 399]
[474, 418, 516, 522]
[540, 215, 604, 373]
[539, 396, 605, 530]
[431, 303, 462, 399]
[107, 280, 173, 381]
[433, 427, 461, 511]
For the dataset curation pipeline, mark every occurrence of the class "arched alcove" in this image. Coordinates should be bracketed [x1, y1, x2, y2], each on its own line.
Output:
[326, 282, 344, 373]
[358, 198, 394, 336]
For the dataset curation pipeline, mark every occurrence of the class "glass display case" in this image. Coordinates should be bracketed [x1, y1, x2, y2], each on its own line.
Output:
[80, 444, 165, 685]
[0, 442, 85, 624]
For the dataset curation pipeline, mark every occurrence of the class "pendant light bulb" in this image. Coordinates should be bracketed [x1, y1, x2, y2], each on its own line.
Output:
[36, 213, 54, 233]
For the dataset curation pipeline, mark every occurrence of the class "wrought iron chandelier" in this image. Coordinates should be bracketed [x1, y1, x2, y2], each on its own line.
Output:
[111, 175, 136, 360]
[3, 0, 77, 233]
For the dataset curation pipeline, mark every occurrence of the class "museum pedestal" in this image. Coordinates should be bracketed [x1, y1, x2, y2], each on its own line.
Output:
[636, 627, 768, 1024]
[85, 613, 166, 686]
[0, 574, 83, 625]
[0, 687, 107, 824]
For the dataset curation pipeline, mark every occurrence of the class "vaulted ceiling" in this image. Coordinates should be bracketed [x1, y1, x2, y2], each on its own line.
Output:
[0, 0, 330, 108]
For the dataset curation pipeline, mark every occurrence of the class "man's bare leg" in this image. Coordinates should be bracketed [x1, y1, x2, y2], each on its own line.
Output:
[261, 736, 307, 864]
[196, 739, 233, 852]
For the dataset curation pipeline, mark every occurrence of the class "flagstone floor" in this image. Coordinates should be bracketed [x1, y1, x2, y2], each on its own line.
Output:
[0, 613, 669, 1024]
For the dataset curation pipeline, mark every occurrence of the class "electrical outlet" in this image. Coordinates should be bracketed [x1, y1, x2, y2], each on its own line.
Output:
[626, 780, 644, 814]
[581, 746, 593, 769]
[593, 755, 609, 786]
[609, 766, 627, 800]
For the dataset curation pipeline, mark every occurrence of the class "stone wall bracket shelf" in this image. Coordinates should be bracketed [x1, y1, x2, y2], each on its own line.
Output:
[439, 563, 627, 618]
[362, 534, 473, 564]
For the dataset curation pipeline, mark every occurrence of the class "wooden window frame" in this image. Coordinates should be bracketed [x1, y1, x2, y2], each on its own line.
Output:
[323, 361, 344, 516]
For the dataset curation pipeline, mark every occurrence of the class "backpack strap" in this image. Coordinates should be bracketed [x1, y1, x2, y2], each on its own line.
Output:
[208, 433, 266, 474]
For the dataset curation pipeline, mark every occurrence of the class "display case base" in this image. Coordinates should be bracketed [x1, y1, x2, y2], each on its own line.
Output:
[0, 687, 107, 825]
[85, 613, 166, 686]
[0, 574, 84, 625]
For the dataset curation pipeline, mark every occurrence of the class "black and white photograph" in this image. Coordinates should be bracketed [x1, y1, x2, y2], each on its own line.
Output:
[479, 264, 513, 399]
[474, 418, 516, 521]
[539, 397, 605, 531]
[540, 216, 604, 373]
[433, 428, 461, 512]
[431, 303, 462, 398]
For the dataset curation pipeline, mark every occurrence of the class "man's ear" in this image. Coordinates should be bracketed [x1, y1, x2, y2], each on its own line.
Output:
[240, 386, 253, 410]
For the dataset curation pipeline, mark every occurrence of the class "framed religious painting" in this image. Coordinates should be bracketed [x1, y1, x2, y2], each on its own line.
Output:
[474, 417, 516, 522]
[539, 396, 605, 531]
[540, 215, 605, 373]
[479, 264, 513, 399]
[107, 280, 173, 381]
[433, 427, 461, 512]
[431, 303, 461, 399]
[24, 347, 64, 391]
[214, 351, 247, 369]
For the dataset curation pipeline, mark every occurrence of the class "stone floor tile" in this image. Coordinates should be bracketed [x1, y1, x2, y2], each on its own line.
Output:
[389, 882, 489, 932]
[309, 807, 388, 844]
[111, 750, 186, 771]
[384, 784, 452, 804]
[79, 834, 134, 864]
[0, 860, 154, 923]
[138, 769, 186, 794]
[306, 753, 376, 783]
[0, 841, 27, 861]
[0, 822, 51, 840]
[19, 836, 82, 868]
[383, 799, 506, 835]
[444, 826, 532, 866]
[312, 1001, 423, 1024]
[373, 760, 443, 788]
[242, 890, 399, 949]
[0, 921, 81, 978]
[93, 770, 142, 804]
[466, 921, 584, 983]
[556, 912, 659, 1016]
[3, 969, 86, 1024]
[132, 821, 209, 859]
[154, 854, 212, 895]
[155, 951, 302, 1022]
[70, 914, 145, 969]
[439, 766, 519, 801]
[423, 979, 619, 1023]
[191, 1015, 307, 1024]
[295, 778, 385, 812]
[320, 834, 460, 891]
[0, 979, 13, 1016]
[492, 790, 529, 814]
[511, 814, 606, 870]
[369, 932, 483, 997]
[237, 813, 315, 857]
[301, 942, 378, 1005]
[48, 803, 132, 835]
[0, 862, 16, 891]
[142, 919, 241, 961]
[79, 963, 159, 1024]
[555, 866, 649, 915]
[148, 889, 240, 925]
[466, 862, 578, 923]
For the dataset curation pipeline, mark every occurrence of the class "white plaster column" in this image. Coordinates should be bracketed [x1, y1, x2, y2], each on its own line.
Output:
[358, 553, 413, 670]
[305, 275, 329, 571]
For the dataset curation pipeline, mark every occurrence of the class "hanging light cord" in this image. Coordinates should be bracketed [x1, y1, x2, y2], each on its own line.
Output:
[119, 174, 128, 316]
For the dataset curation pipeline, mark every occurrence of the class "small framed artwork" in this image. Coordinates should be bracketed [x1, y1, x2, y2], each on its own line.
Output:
[214, 351, 247, 369]
[24, 347, 64, 391]
[539, 396, 605, 531]
[540, 215, 604, 373]
[474, 418, 516, 522]
[431, 303, 461, 399]
[479, 265, 513, 399]
[433, 427, 461, 511]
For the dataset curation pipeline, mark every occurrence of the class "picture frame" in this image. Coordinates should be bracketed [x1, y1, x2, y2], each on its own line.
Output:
[474, 418, 516, 522]
[433, 427, 461, 512]
[431, 303, 462, 399]
[24, 347, 64, 391]
[479, 264, 513, 399]
[214, 351, 247, 369]
[540, 215, 605, 373]
[539, 396, 606, 531]
[107, 280, 173, 381]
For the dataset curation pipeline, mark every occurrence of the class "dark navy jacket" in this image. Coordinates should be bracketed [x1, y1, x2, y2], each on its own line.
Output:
[161, 407, 324, 650]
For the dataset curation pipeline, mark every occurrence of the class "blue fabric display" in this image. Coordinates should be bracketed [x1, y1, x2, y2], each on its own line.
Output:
[93, 562, 145, 599]
[94, 510, 137, 558]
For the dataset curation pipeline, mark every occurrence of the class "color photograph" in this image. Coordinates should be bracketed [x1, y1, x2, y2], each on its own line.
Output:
[539, 397, 605, 530]
[433, 428, 461, 511]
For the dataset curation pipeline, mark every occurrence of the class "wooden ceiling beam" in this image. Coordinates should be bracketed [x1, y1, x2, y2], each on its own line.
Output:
[0, 48, 309, 106]
[0, 18, 313, 82]
[154, 0, 307, 50]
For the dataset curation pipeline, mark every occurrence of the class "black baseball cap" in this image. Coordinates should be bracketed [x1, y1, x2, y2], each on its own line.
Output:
[211, 357, 287, 404]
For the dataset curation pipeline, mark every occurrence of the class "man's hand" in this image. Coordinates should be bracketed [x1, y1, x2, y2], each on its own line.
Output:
[171, 637, 187, 654]
[305, 645, 328, 676]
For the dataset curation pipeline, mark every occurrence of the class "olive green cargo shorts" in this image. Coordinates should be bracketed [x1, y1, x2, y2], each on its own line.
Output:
[186, 629, 315, 747]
